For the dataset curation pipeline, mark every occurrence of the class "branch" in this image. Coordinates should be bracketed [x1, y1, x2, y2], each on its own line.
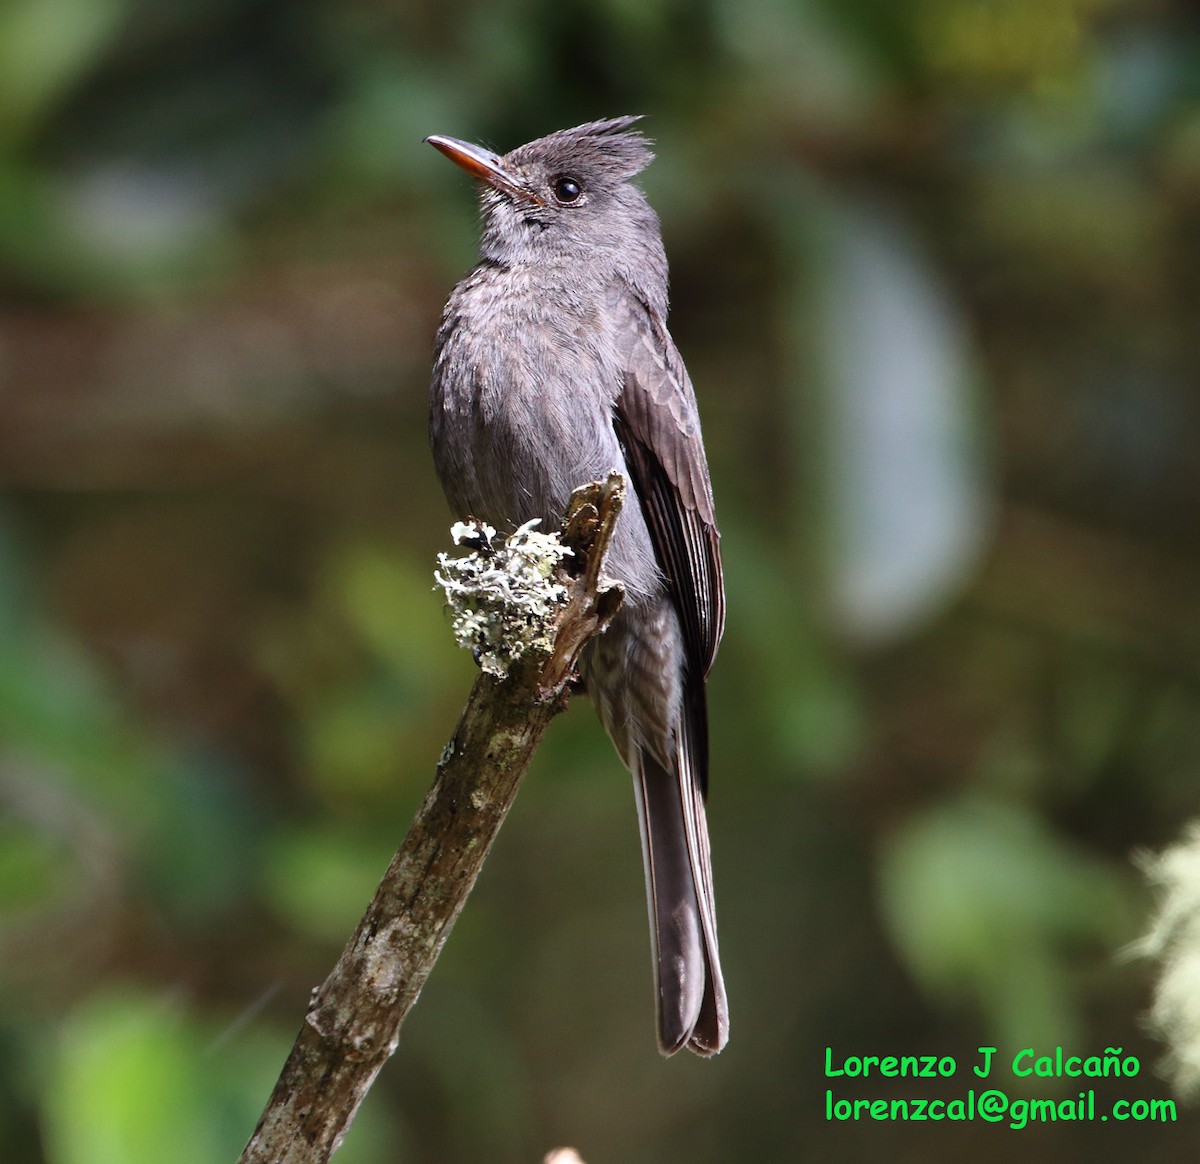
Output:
[237, 474, 626, 1164]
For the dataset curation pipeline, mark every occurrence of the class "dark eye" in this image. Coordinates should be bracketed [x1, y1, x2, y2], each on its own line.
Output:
[553, 176, 582, 204]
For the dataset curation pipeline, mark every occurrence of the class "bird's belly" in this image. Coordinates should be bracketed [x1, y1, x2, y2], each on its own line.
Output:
[435, 326, 611, 516]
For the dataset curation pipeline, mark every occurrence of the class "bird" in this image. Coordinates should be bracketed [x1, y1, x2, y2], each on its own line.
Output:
[426, 117, 727, 1056]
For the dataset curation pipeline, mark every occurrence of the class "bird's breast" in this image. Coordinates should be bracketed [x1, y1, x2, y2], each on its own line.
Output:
[431, 267, 621, 522]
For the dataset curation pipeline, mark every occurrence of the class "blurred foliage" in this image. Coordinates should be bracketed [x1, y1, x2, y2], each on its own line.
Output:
[2, 0, 1200, 1159]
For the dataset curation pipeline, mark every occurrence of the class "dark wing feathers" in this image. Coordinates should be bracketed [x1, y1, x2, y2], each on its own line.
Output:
[611, 290, 725, 687]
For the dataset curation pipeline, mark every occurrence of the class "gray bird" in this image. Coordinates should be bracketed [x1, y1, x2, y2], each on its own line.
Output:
[426, 117, 727, 1056]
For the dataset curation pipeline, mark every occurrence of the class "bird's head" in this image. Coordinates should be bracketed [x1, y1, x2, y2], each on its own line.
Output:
[426, 117, 667, 305]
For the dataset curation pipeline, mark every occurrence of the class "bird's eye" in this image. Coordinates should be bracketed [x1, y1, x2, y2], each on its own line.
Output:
[553, 176, 583, 204]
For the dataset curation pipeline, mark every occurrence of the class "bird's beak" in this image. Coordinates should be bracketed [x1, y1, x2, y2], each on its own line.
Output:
[425, 134, 544, 206]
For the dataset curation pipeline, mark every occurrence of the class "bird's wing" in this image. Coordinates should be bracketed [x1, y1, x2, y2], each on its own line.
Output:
[611, 288, 725, 684]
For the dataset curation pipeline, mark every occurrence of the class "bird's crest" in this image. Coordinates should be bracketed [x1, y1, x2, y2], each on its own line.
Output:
[507, 116, 654, 183]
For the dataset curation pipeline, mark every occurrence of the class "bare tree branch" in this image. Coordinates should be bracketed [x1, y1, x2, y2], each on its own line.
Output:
[237, 474, 625, 1164]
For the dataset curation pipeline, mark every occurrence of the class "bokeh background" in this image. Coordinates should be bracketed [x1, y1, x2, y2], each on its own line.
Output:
[2, 0, 1200, 1160]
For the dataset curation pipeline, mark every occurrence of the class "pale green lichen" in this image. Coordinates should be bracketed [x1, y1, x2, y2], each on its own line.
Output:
[435, 519, 572, 678]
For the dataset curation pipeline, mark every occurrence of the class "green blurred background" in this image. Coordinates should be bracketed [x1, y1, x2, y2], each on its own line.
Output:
[1, 0, 1198, 1159]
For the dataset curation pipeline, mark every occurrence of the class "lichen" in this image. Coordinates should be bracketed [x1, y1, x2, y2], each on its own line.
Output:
[435, 519, 572, 678]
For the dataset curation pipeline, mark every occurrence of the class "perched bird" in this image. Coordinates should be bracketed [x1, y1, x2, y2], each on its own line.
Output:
[426, 117, 727, 1056]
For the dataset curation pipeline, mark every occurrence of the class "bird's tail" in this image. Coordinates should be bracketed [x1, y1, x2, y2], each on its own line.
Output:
[633, 733, 727, 1056]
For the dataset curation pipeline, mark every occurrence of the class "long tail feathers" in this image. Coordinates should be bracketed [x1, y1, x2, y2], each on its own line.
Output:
[633, 738, 728, 1056]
